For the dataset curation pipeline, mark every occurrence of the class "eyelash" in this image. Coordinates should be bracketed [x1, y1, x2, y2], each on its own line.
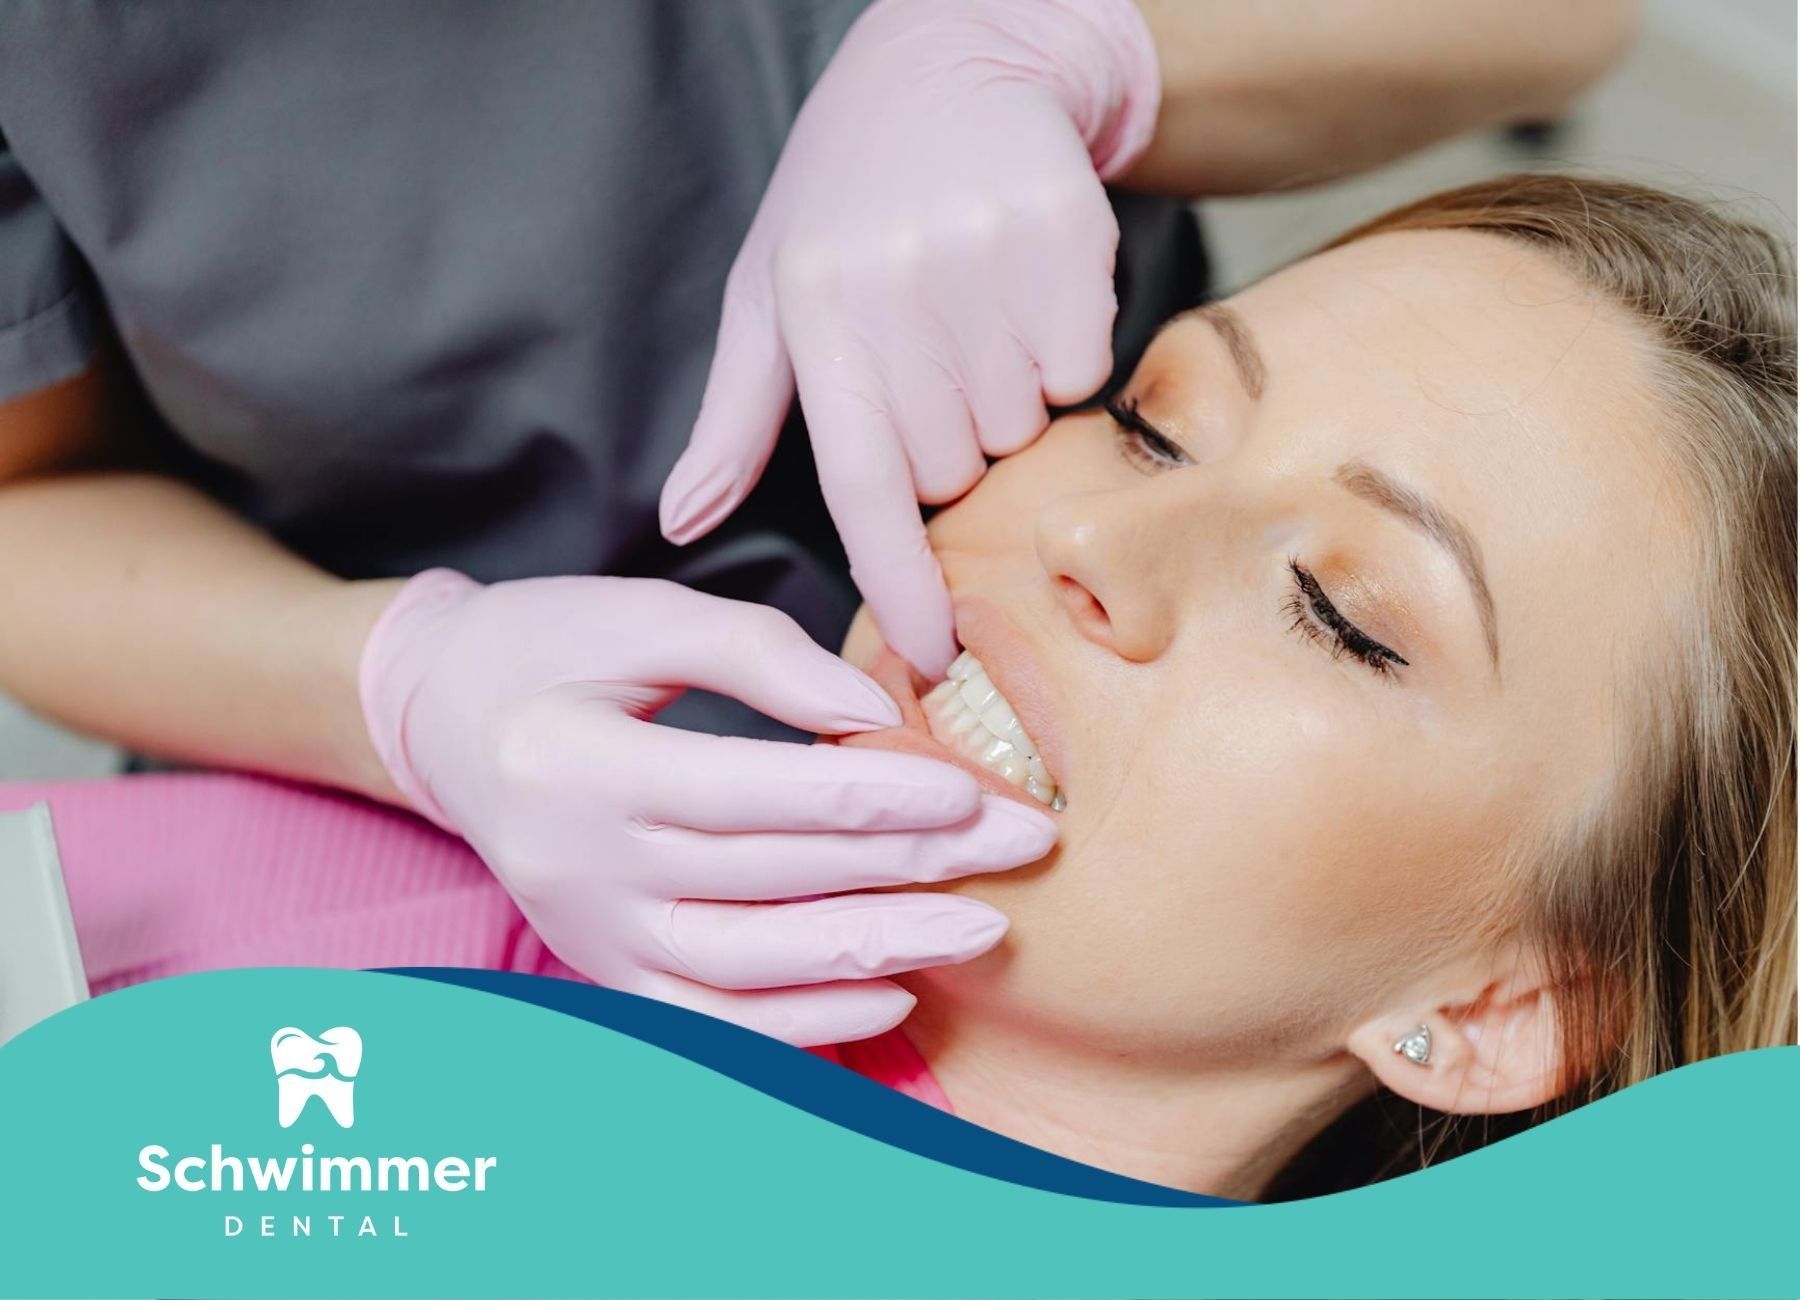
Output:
[1104, 394, 1408, 680]
[1104, 395, 1191, 470]
[1283, 560, 1409, 677]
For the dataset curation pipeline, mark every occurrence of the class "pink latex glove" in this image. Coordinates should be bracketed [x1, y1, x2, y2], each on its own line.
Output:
[659, 0, 1161, 678]
[359, 570, 1056, 1047]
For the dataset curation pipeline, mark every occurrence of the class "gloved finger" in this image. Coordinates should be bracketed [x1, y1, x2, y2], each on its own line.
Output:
[919, 214, 1050, 459]
[637, 791, 1056, 899]
[660, 266, 795, 545]
[957, 309, 1051, 458]
[790, 351, 957, 677]
[623, 721, 988, 832]
[631, 968, 918, 1047]
[1008, 179, 1119, 405]
[882, 345, 984, 505]
[585, 580, 903, 734]
[663, 893, 1009, 989]
[847, 254, 986, 505]
[542, 712, 985, 832]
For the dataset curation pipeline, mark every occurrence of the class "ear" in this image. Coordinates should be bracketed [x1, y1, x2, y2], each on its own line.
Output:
[1346, 945, 1585, 1115]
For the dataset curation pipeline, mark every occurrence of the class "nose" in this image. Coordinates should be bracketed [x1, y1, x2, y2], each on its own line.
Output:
[1035, 490, 1177, 661]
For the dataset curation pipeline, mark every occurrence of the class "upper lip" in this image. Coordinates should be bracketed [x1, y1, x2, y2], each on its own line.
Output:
[950, 596, 1070, 801]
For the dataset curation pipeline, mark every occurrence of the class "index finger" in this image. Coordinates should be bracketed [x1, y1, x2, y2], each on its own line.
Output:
[793, 356, 958, 679]
[552, 715, 984, 833]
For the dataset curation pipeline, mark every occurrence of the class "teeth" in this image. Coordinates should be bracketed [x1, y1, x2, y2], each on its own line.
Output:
[923, 653, 1065, 810]
[271, 1027, 363, 1129]
[959, 671, 1000, 714]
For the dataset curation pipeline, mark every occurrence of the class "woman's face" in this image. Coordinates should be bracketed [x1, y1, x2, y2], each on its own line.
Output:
[839, 230, 1685, 1063]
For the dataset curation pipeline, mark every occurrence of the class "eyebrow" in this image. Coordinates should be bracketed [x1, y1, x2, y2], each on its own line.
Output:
[1334, 461, 1501, 672]
[1180, 303, 1266, 400]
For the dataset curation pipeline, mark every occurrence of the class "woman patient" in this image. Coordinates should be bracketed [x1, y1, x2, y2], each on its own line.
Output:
[827, 174, 1796, 1198]
[23, 174, 1794, 1202]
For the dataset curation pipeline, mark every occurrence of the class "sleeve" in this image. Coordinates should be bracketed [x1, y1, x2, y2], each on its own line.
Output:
[0, 128, 99, 402]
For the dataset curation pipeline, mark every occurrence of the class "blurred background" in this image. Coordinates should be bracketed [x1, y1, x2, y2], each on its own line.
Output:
[1204, 0, 1795, 290]
[2, 0, 1794, 779]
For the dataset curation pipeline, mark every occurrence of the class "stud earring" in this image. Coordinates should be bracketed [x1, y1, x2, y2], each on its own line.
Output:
[1393, 1023, 1432, 1066]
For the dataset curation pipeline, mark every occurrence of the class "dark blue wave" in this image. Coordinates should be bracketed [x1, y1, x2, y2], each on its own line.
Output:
[379, 967, 1233, 1208]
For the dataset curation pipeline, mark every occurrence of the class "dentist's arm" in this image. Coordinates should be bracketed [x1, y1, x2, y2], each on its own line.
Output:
[661, 0, 1638, 677]
[0, 365, 401, 799]
[0, 365, 1054, 1045]
[1122, 0, 1641, 194]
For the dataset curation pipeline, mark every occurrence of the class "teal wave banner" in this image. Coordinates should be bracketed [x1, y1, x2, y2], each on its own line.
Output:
[0, 967, 1792, 1298]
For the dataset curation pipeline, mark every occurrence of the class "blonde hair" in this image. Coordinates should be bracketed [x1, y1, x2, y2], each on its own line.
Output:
[1277, 174, 1796, 1194]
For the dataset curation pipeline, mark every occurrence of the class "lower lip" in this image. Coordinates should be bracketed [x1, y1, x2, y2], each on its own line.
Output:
[835, 646, 1063, 814]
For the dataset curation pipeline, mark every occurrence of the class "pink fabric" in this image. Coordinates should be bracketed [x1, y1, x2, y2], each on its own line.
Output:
[0, 774, 575, 994]
[0, 773, 949, 1109]
[811, 1031, 955, 1113]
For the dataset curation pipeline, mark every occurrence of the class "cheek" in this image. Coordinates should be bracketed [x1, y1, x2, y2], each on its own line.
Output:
[942, 669, 1507, 1051]
[839, 605, 884, 668]
[927, 419, 1121, 558]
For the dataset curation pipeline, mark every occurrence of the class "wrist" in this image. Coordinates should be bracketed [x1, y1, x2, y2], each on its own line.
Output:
[355, 568, 481, 830]
[1046, 0, 1163, 181]
[291, 575, 407, 808]
[859, 0, 1161, 180]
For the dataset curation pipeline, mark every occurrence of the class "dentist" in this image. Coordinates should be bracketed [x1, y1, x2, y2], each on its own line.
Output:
[0, 2, 1634, 1044]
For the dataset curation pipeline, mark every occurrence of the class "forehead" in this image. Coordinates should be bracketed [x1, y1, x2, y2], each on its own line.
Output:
[1218, 228, 1677, 535]
[1234, 230, 1649, 438]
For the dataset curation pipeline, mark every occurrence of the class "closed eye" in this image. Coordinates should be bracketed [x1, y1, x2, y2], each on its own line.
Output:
[1104, 395, 1192, 471]
[1284, 560, 1409, 677]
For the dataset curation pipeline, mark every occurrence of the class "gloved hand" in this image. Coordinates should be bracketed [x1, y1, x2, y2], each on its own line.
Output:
[359, 570, 1056, 1046]
[659, 0, 1161, 678]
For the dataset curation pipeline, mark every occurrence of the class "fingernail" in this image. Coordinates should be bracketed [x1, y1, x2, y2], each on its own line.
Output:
[869, 604, 956, 682]
[977, 794, 1058, 856]
[937, 901, 1010, 957]
[659, 455, 701, 529]
[821, 671, 903, 732]
[845, 988, 917, 1042]
[660, 461, 732, 543]
[894, 628, 956, 682]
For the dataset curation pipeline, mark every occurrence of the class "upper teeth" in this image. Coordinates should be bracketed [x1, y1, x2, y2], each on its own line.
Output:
[922, 650, 1064, 810]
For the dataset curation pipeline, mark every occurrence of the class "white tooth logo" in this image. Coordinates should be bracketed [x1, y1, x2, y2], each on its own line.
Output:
[271, 1026, 362, 1129]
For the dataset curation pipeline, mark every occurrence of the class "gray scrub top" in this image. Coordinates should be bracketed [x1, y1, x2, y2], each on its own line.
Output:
[0, 1, 1204, 738]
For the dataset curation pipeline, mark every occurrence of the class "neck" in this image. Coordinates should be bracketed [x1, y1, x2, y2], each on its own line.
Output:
[900, 996, 1368, 1201]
